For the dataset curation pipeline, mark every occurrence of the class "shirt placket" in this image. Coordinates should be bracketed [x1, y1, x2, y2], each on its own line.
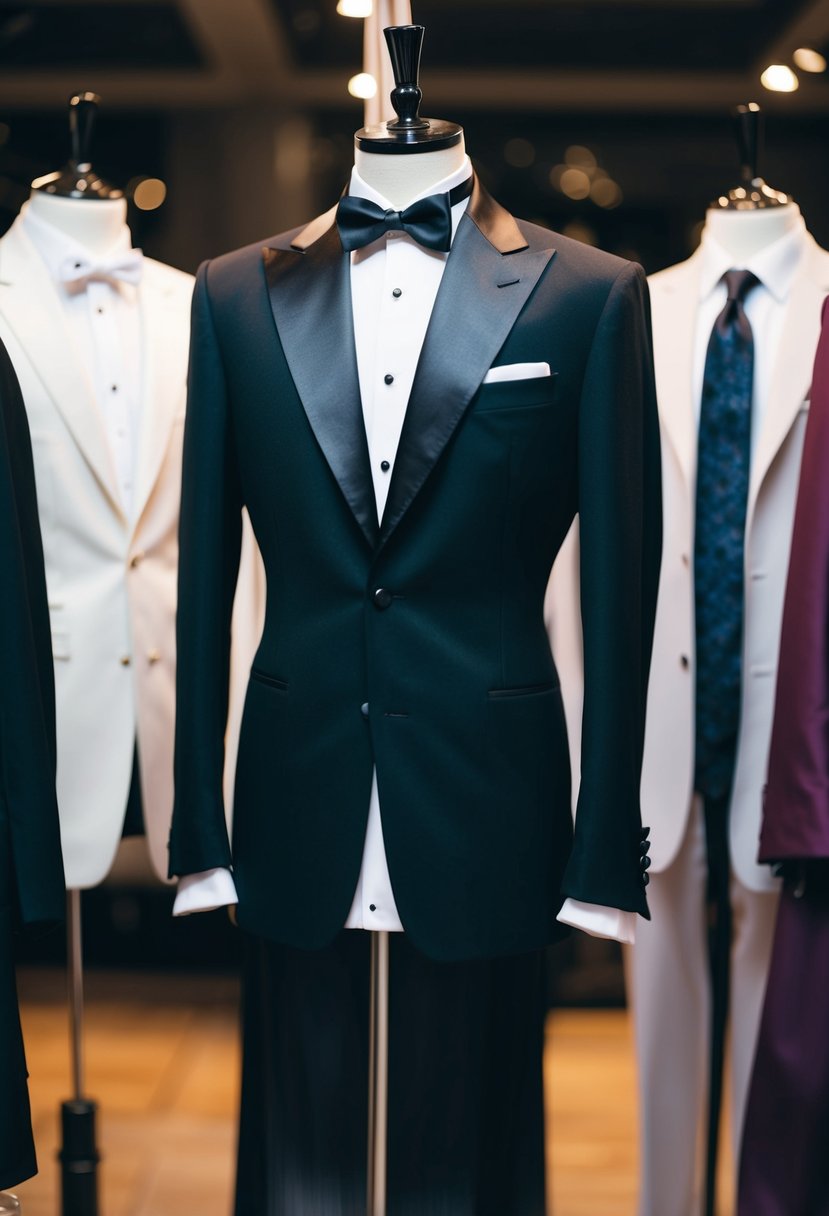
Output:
[88, 280, 133, 515]
[371, 234, 417, 522]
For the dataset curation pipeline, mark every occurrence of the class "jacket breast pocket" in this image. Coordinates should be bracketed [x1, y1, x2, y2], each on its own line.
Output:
[473, 372, 558, 414]
[249, 667, 289, 692]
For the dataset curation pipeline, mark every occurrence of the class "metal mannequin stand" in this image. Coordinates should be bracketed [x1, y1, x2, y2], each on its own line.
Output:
[58, 891, 100, 1216]
[0, 1192, 21, 1213]
[367, 931, 390, 1216]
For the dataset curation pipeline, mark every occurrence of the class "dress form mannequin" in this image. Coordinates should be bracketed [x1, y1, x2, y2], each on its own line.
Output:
[620, 100, 829, 1216]
[170, 18, 660, 1215]
[27, 92, 127, 1216]
[5, 91, 202, 1216]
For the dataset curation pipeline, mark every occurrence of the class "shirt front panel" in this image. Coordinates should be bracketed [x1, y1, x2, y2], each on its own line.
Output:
[692, 217, 808, 460]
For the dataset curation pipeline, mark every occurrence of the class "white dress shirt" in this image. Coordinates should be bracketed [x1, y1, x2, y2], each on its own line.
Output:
[693, 214, 807, 437]
[175, 160, 637, 944]
[21, 202, 142, 517]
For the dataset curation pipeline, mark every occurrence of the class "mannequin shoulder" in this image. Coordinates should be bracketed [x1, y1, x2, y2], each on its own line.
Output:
[142, 256, 196, 299]
[515, 216, 645, 301]
[193, 223, 309, 300]
[646, 252, 698, 295]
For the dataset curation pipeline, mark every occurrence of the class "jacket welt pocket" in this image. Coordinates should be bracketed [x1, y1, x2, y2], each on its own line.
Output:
[488, 682, 558, 700]
[250, 668, 289, 691]
[474, 373, 558, 413]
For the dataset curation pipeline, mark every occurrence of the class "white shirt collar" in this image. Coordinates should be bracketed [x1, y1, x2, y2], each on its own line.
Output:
[20, 199, 134, 285]
[347, 155, 474, 248]
[698, 211, 808, 305]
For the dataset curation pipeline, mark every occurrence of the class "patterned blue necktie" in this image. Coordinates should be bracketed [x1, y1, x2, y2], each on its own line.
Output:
[694, 268, 760, 801]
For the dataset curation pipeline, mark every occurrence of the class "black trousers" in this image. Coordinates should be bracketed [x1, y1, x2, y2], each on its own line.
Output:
[235, 931, 547, 1216]
[0, 902, 36, 1190]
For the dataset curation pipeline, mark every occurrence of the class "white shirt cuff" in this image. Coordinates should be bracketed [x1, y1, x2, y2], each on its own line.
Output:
[173, 868, 238, 917]
[557, 897, 637, 945]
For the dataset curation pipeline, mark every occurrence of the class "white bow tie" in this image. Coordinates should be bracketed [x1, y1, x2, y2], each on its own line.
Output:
[58, 249, 144, 287]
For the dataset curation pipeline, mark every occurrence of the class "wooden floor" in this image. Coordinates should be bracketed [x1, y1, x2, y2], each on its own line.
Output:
[12, 968, 733, 1216]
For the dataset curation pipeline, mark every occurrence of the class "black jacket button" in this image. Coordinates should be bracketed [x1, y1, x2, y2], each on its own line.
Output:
[361, 703, 370, 718]
[373, 587, 393, 610]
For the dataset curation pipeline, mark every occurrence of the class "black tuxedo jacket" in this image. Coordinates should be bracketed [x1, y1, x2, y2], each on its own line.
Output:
[0, 336, 64, 1188]
[170, 177, 662, 961]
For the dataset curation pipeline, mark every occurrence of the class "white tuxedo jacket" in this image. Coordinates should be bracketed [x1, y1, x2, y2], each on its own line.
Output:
[552, 235, 829, 892]
[0, 218, 240, 887]
[645, 236, 829, 891]
[551, 232, 829, 894]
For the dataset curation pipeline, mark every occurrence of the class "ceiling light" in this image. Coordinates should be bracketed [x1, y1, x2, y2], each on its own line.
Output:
[760, 64, 799, 93]
[793, 47, 827, 73]
[559, 167, 591, 200]
[591, 177, 623, 209]
[565, 145, 597, 169]
[337, 0, 373, 16]
[132, 178, 167, 211]
[348, 72, 378, 100]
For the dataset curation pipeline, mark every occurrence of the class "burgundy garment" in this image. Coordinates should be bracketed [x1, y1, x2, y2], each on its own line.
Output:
[760, 295, 829, 863]
[738, 883, 829, 1216]
[739, 297, 829, 1214]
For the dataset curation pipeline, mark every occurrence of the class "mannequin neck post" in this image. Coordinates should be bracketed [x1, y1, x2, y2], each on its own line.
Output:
[27, 191, 129, 254]
[353, 134, 468, 211]
[703, 201, 802, 262]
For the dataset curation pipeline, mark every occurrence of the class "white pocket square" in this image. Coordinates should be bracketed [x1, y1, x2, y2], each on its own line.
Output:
[483, 362, 551, 384]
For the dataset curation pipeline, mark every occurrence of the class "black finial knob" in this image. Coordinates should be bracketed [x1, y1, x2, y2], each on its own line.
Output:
[734, 101, 761, 185]
[384, 25, 430, 132]
[30, 89, 123, 200]
[69, 91, 101, 170]
[354, 22, 462, 155]
[709, 100, 789, 210]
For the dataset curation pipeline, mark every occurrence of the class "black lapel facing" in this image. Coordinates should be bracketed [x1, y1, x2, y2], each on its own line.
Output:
[378, 178, 556, 548]
[263, 223, 379, 547]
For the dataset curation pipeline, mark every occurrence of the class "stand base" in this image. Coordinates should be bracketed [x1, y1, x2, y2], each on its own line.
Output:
[59, 1100, 100, 1216]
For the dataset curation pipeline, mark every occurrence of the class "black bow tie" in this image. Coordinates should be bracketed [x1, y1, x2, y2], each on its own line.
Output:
[336, 176, 474, 254]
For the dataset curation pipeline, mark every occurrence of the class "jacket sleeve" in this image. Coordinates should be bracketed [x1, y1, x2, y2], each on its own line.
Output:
[168, 261, 244, 879]
[0, 338, 65, 928]
[760, 297, 829, 863]
[560, 261, 662, 917]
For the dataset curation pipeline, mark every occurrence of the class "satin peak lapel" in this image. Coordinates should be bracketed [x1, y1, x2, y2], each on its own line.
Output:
[379, 198, 554, 548]
[263, 224, 378, 547]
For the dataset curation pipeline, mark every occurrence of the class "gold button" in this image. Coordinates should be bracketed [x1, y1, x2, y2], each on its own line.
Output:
[147, 649, 161, 665]
[120, 656, 131, 667]
[129, 551, 146, 568]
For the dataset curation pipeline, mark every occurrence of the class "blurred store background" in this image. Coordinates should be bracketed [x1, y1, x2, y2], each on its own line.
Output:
[6, 0, 829, 1001]
[1, 0, 828, 277]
